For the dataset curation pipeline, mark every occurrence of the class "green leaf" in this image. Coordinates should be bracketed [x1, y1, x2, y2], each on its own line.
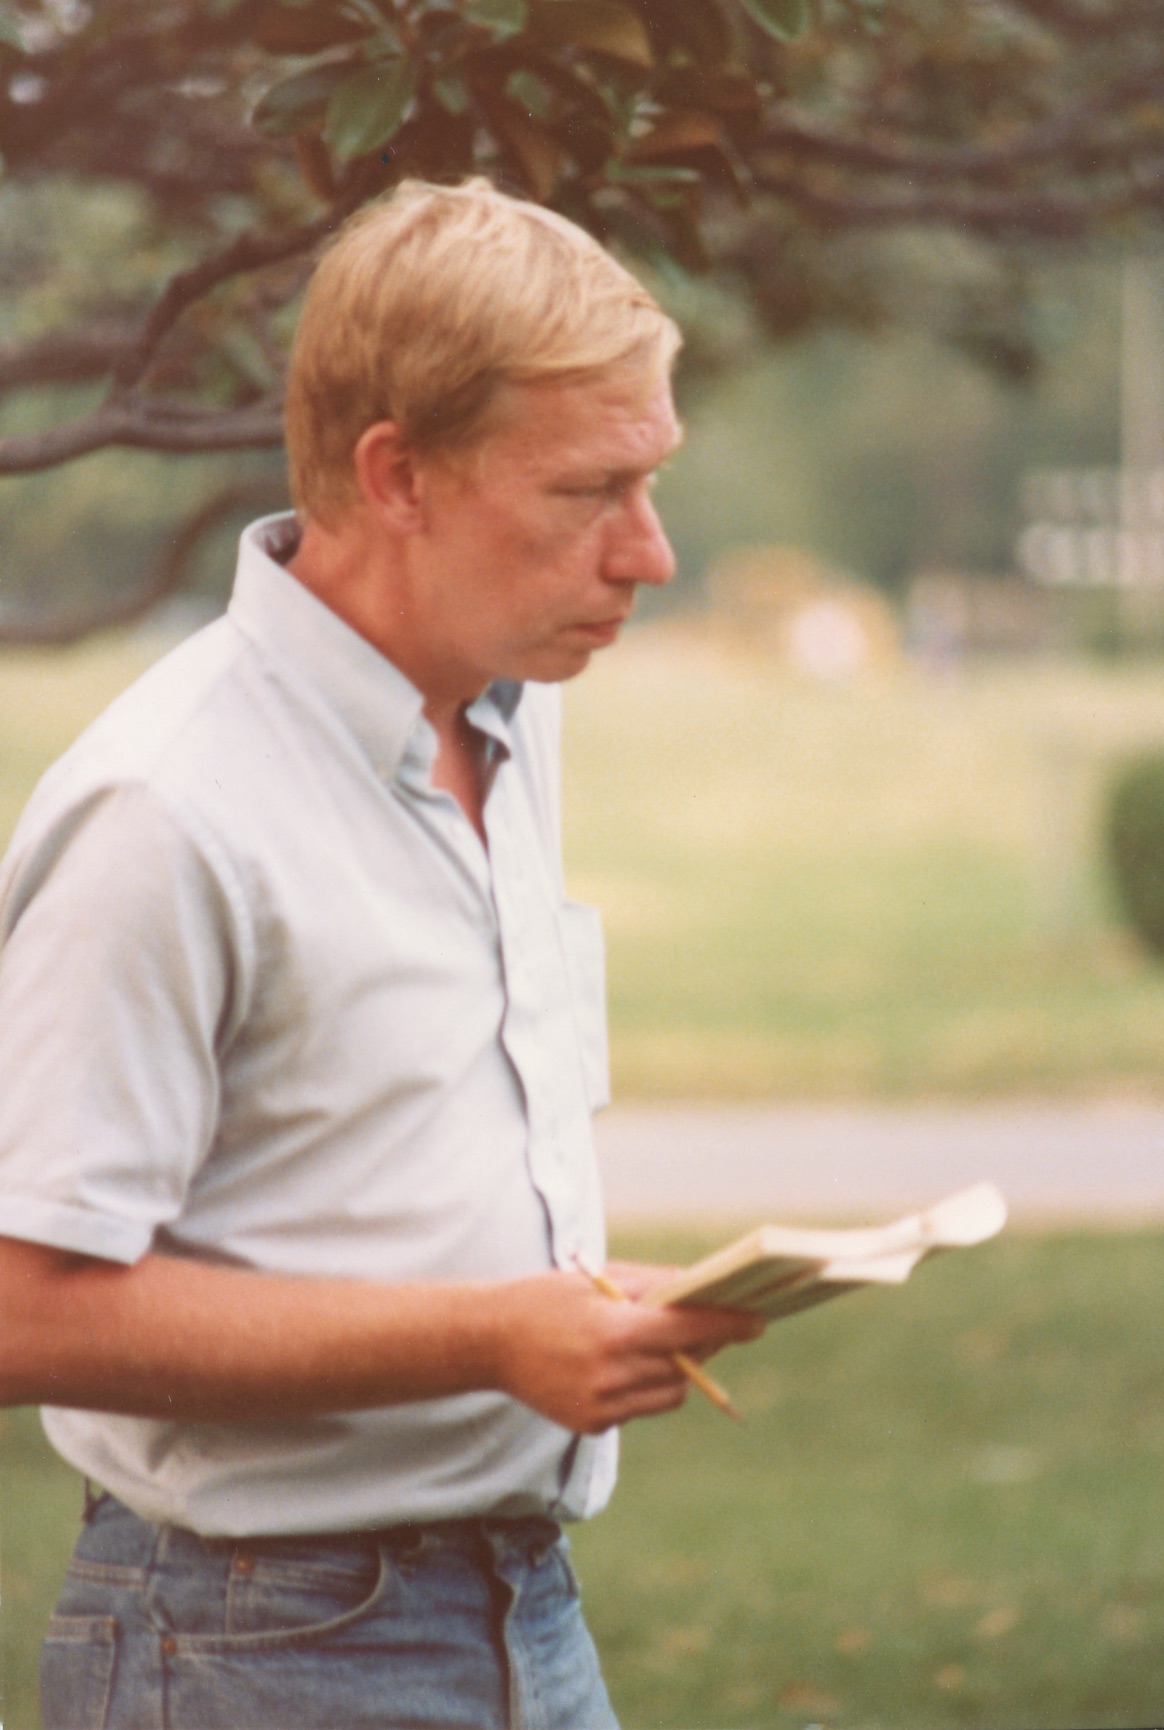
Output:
[342, 0, 393, 30]
[433, 74, 471, 115]
[466, 0, 529, 37]
[253, 64, 349, 137]
[506, 67, 552, 119]
[363, 22, 405, 57]
[737, 0, 811, 41]
[325, 58, 417, 160]
[0, 9, 25, 53]
[608, 162, 701, 183]
[607, 163, 701, 205]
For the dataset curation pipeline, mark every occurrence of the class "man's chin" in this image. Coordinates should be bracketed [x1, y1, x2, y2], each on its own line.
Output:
[515, 645, 596, 684]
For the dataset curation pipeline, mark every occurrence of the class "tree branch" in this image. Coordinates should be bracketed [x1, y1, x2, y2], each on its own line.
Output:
[0, 321, 142, 392]
[760, 72, 1164, 185]
[1010, 0, 1164, 41]
[0, 173, 379, 475]
[0, 11, 269, 196]
[0, 479, 286, 648]
[0, 250, 319, 399]
[110, 188, 368, 392]
[0, 396, 286, 475]
[753, 159, 1164, 239]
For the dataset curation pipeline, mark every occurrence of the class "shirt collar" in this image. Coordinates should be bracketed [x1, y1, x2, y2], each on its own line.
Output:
[228, 513, 522, 781]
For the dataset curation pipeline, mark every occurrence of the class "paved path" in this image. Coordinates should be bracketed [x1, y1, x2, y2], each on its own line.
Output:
[594, 1100, 1164, 1225]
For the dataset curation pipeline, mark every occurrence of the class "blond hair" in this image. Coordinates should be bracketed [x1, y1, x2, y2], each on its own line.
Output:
[284, 178, 681, 523]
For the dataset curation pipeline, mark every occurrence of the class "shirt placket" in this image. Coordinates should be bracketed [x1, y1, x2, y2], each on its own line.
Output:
[484, 761, 597, 1273]
[392, 722, 496, 905]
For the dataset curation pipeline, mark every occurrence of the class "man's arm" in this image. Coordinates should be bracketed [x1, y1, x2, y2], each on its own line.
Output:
[0, 1237, 762, 1436]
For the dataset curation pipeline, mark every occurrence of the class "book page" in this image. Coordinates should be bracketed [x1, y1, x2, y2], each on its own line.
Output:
[646, 1184, 1007, 1316]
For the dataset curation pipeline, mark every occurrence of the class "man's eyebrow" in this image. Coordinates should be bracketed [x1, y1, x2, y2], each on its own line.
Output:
[557, 427, 686, 486]
[620, 426, 688, 477]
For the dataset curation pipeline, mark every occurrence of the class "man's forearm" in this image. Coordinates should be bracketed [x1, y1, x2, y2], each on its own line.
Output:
[0, 1237, 501, 1420]
[0, 1237, 763, 1434]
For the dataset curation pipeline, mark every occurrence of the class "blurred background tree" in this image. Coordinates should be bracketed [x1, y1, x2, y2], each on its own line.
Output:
[2, 0, 1164, 636]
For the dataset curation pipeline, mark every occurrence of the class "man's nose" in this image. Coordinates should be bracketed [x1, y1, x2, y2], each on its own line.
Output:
[604, 488, 677, 587]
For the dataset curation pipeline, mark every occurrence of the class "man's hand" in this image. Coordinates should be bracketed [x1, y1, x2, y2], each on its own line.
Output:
[600, 1259, 684, 1302]
[488, 1270, 763, 1434]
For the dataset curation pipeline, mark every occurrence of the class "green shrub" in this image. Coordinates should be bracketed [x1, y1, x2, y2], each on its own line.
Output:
[1106, 752, 1164, 956]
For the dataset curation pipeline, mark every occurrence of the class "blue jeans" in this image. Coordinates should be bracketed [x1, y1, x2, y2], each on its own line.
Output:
[41, 1493, 618, 1729]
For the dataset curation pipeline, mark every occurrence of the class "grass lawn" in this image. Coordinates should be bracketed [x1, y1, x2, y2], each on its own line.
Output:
[3, 1230, 1163, 1730]
[4, 628, 1164, 1726]
[0, 635, 162, 847]
[575, 1226, 1164, 1730]
[562, 627, 1164, 1098]
[5, 626, 1164, 1096]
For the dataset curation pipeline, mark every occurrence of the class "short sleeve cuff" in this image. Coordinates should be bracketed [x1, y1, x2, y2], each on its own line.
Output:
[0, 1195, 152, 1264]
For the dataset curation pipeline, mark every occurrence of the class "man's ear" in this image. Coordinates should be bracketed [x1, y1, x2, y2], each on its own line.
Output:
[352, 421, 429, 533]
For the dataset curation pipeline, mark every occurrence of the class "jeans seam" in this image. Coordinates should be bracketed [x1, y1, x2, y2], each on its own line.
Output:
[64, 1560, 151, 1589]
[44, 1614, 118, 1643]
[230, 1558, 383, 1593]
[159, 1541, 395, 1655]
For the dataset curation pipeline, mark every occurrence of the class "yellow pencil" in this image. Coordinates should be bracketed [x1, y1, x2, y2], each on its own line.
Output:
[573, 1256, 745, 1425]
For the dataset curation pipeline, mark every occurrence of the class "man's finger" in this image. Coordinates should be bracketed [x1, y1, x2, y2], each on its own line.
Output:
[636, 1304, 764, 1354]
[592, 1376, 689, 1431]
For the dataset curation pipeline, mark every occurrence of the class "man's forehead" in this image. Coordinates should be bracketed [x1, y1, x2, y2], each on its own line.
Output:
[490, 370, 682, 465]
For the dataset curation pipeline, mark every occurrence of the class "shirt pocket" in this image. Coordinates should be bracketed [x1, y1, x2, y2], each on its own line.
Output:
[559, 900, 610, 1113]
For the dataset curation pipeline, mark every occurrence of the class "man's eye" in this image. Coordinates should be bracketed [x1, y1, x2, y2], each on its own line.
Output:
[558, 476, 636, 501]
[558, 484, 612, 502]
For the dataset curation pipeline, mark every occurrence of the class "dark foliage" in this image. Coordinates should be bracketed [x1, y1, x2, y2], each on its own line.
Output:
[2, 0, 1164, 634]
[1106, 752, 1164, 957]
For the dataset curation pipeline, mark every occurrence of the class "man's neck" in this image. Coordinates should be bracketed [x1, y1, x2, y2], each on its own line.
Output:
[286, 515, 487, 732]
[287, 513, 493, 839]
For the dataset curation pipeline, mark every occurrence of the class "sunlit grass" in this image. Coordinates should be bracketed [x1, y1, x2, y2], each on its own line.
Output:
[571, 1225, 1164, 1730]
[0, 635, 160, 842]
[562, 627, 1164, 1097]
[4, 1233, 1163, 1729]
[5, 626, 1164, 1098]
[0, 1408, 86, 1730]
[3, 632, 1163, 1726]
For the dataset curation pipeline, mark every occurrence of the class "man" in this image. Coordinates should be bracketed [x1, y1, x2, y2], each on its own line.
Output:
[0, 179, 759, 1728]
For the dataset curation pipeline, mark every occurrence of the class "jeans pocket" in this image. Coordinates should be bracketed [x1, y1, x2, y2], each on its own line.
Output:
[175, 1546, 394, 1653]
[40, 1614, 117, 1730]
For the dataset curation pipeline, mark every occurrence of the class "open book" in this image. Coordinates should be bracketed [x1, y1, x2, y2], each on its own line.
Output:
[644, 1182, 1007, 1322]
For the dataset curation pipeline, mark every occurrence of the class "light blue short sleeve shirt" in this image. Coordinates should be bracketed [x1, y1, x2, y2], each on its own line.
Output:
[0, 515, 617, 1537]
